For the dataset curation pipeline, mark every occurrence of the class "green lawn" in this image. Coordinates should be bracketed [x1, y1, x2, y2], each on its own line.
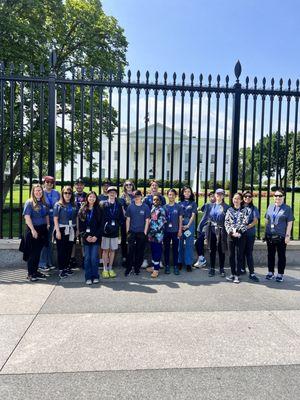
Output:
[1, 185, 300, 239]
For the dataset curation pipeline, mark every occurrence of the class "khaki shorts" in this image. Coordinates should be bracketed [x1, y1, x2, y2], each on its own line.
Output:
[101, 236, 119, 251]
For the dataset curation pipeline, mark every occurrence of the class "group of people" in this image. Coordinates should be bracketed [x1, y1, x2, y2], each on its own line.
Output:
[20, 176, 294, 285]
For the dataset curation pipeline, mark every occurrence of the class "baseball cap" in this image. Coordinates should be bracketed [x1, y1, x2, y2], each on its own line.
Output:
[215, 188, 225, 194]
[107, 186, 118, 193]
[43, 176, 55, 183]
[75, 178, 84, 184]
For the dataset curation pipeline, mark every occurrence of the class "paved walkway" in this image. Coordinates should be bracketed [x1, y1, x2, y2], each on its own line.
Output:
[0, 263, 299, 399]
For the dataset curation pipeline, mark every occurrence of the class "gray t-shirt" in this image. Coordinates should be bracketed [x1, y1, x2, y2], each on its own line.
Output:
[265, 203, 294, 237]
[53, 203, 78, 225]
[125, 203, 150, 233]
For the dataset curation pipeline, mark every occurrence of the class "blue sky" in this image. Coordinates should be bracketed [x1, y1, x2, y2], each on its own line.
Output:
[102, 0, 300, 88]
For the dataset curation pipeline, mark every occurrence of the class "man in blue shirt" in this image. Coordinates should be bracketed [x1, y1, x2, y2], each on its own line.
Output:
[125, 190, 150, 276]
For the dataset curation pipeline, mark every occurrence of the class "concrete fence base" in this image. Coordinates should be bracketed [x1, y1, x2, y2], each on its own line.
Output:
[1, 239, 300, 268]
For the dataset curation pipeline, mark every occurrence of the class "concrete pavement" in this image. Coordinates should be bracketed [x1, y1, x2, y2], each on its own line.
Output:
[0, 262, 299, 399]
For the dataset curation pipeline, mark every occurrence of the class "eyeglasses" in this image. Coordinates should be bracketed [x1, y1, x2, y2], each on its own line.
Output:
[244, 195, 252, 199]
[274, 194, 283, 198]
[64, 192, 72, 195]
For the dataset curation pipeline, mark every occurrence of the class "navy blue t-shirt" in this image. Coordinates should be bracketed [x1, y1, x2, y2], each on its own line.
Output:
[244, 205, 260, 237]
[265, 203, 294, 237]
[179, 200, 198, 228]
[74, 191, 87, 210]
[126, 203, 151, 233]
[23, 200, 48, 226]
[164, 203, 182, 233]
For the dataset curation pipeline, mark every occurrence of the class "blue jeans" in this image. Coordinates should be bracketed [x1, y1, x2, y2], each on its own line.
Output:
[39, 221, 54, 267]
[164, 232, 179, 266]
[178, 227, 195, 266]
[84, 244, 100, 281]
[150, 241, 163, 270]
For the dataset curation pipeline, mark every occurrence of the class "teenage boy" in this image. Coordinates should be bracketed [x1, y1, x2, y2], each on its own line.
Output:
[125, 190, 150, 276]
[98, 180, 111, 202]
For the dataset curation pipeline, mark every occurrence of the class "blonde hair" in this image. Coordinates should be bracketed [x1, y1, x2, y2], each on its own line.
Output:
[29, 184, 46, 210]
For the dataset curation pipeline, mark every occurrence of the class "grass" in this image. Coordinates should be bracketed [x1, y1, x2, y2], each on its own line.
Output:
[1, 185, 300, 239]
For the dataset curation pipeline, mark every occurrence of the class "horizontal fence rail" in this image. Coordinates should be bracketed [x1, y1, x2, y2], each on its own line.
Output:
[0, 55, 299, 239]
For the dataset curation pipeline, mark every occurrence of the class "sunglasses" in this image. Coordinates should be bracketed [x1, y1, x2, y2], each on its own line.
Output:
[244, 195, 252, 199]
[45, 181, 54, 184]
[64, 192, 72, 195]
[125, 183, 132, 186]
[274, 194, 283, 198]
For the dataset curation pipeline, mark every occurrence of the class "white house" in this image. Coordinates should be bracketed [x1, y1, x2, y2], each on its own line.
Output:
[61, 123, 231, 187]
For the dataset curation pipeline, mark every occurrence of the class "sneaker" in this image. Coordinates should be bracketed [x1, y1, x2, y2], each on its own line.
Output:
[27, 275, 38, 282]
[124, 269, 132, 277]
[66, 268, 74, 275]
[35, 271, 47, 280]
[160, 261, 164, 269]
[186, 265, 192, 272]
[249, 274, 259, 282]
[199, 256, 207, 267]
[219, 268, 226, 277]
[178, 263, 183, 271]
[141, 259, 148, 269]
[151, 270, 159, 278]
[59, 270, 68, 279]
[193, 258, 201, 268]
[47, 265, 56, 271]
[275, 274, 284, 282]
[240, 269, 246, 275]
[108, 270, 117, 278]
[38, 266, 50, 273]
[233, 275, 240, 284]
[86, 279, 92, 285]
[165, 265, 171, 274]
[266, 272, 274, 280]
[208, 268, 215, 277]
[146, 266, 154, 273]
[174, 266, 180, 275]
[226, 274, 234, 281]
[102, 270, 110, 279]
[93, 278, 100, 284]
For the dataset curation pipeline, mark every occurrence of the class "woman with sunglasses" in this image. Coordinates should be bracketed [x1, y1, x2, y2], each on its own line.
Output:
[53, 187, 78, 279]
[120, 180, 135, 264]
[78, 191, 102, 285]
[22, 184, 50, 282]
[241, 190, 260, 282]
[147, 195, 166, 278]
[178, 185, 197, 272]
[39, 176, 60, 273]
[265, 189, 294, 282]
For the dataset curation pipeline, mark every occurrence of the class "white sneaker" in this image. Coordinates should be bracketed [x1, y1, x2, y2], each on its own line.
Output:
[86, 279, 92, 285]
[160, 261, 164, 269]
[226, 275, 234, 281]
[93, 279, 99, 284]
[193, 257, 201, 268]
[233, 275, 240, 284]
[141, 259, 148, 269]
[199, 256, 207, 267]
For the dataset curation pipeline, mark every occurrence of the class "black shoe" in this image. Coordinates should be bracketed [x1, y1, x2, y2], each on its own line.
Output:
[59, 270, 68, 279]
[125, 268, 132, 277]
[66, 268, 74, 275]
[134, 269, 140, 276]
[249, 274, 259, 282]
[240, 269, 246, 275]
[178, 263, 183, 271]
[81, 257, 85, 269]
[69, 258, 77, 268]
[208, 268, 215, 277]
[219, 268, 225, 277]
[27, 275, 38, 282]
[36, 271, 47, 280]
[186, 265, 192, 272]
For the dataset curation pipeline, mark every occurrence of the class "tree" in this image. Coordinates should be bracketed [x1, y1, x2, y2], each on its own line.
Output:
[0, 0, 128, 201]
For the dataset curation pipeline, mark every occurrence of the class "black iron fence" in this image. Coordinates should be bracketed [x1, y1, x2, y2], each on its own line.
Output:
[0, 53, 299, 239]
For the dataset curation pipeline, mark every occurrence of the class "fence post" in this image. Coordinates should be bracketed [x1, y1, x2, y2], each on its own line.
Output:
[48, 50, 57, 177]
[230, 61, 242, 197]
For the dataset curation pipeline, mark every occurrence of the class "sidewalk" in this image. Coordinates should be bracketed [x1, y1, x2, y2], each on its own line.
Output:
[0, 263, 299, 399]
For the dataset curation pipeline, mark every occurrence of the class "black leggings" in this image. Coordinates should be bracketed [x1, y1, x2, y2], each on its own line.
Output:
[266, 237, 286, 274]
[209, 231, 225, 270]
[55, 228, 75, 271]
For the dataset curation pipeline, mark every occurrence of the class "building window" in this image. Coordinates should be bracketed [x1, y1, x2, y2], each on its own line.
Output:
[226, 154, 229, 164]
[210, 172, 214, 181]
[114, 151, 118, 161]
[185, 153, 189, 163]
[167, 153, 170, 163]
[167, 170, 170, 180]
[210, 154, 215, 164]
[184, 171, 189, 181]
[73, 168, 78, 179]
[114, 169, 118, 178]
[102, 150, 105, 161]
[101, 168, 106, 179]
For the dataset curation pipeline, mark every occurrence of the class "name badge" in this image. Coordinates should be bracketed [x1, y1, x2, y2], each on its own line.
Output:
[69, 220, 73, 226]
[111, 220, 116, 226]
[86, 228, 91, 233]
[271, 224, 275, 229]
[168, 223, 173, 228]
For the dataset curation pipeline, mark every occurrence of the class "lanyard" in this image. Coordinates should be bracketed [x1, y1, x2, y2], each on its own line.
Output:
[272, 206, 281, 224]
[167, 204, 177, 221]
[108, 202, 117, 218]
[87, 208, 94, 225]
[45, 191, 54, 208]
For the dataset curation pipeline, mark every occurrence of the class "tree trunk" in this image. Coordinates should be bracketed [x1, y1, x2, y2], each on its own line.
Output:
[2, 153, 22, 205]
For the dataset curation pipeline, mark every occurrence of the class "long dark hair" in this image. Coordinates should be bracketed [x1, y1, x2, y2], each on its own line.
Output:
[78, 191, 101, 221]
[231, 192, 243, 207]
[180, 185, 195, 202]
[241, 190, 254, 209]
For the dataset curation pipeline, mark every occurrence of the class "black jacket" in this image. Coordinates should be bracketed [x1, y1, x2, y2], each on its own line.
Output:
[78, 207, 102, 245]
